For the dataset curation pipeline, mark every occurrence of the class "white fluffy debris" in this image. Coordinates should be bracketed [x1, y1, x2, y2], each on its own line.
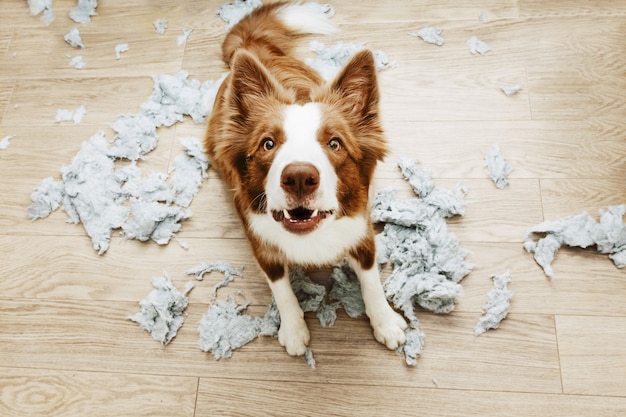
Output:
[69, 55, 86, 69]
[306, 40, 395, 81]
[524, 205, 626, 277]
[304, 347, 316, 369]
[501, 84, 523, 96]
[467, 35, 491, 55]
[29, 70, 225, 254]
[397, 326, 426, 366]
[474, 272, 513, 336]
[186, 261, 244, 297]
[69, 0, 98, 24]
[198, 297, 263, 360]
[410, 26, 444, 46]
[55, 105, 86, 124]
[373, 158, 473, 323]
[177, 28, 193, 47]
[64, 27, 84, 49]
[129, 273, 194, 345]
[114, 43, 129, 60]
[0, 135, 14, 150]
[485, 144, 513, 189]
[216, 0, 263, 31]
[153, 18, 168, 35]
[169, 137, 211, 207]
[28, 0, 54, 25]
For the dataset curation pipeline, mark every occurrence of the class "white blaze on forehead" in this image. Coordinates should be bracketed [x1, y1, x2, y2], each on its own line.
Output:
[265, 103, 338, 210]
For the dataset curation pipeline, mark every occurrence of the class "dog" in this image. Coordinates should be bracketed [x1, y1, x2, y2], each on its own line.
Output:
[204, 1, 407, 356]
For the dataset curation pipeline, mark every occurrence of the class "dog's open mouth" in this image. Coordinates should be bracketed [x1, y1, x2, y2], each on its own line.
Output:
[271, 207, 335, 234]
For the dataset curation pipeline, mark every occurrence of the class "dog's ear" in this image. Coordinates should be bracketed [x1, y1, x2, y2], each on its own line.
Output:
[330, 49, 380, 120]
[228, 50, 283, 118]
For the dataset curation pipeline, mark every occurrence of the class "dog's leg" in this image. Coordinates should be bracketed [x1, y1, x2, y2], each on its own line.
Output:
[266, 272, 310, 356]
[348, 252, 407, 350]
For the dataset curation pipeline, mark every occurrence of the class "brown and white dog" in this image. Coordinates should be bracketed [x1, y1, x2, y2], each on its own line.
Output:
[204, 2, 407, 356]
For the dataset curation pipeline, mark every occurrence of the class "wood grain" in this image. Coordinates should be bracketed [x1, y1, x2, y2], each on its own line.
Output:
[0, 0, 624, 415]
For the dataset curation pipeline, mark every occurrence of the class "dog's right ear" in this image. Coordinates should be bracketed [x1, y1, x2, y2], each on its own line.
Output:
[228, 50, 283, 119]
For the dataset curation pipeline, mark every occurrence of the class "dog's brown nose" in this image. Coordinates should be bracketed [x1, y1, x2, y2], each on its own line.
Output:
[281, 162, 319, 198]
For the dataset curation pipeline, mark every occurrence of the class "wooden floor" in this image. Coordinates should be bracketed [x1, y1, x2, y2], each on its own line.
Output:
[1, 1, 625, 415]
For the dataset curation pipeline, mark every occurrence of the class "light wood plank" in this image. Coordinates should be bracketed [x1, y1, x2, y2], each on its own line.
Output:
[557, 316, 626, 397]
[0, 368, 197, 417]
[195, 378, 626, 417]
[519, 0, 626, 17]
[540, 178, 626, 219]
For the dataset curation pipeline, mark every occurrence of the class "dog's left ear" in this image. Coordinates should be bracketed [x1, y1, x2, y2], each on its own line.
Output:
[330, 49, 380, 120]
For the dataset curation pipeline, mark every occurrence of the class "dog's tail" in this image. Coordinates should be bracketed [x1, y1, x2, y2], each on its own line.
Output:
[222, 2, 339, 67]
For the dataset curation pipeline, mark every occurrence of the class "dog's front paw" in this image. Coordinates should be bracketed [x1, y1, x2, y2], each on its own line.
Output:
[370, 308, 408, 350]
[278, 316, 310, 356]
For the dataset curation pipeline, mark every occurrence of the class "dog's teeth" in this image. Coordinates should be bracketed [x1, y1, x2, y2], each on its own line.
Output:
[312, 209, 319, 218]
[283, 209, 291, 220]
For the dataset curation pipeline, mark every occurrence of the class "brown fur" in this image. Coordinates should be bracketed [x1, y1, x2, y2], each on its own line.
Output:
[204, 3, 388, 279]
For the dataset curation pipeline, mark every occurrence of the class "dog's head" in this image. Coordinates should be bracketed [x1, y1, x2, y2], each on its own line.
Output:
[217, 49, 387, 237]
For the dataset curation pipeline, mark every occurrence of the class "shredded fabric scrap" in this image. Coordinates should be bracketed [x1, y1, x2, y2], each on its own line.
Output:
[306, 40, 395, 81]
[467, 35, 491, 55]
[474, 272, 513, 335]
[55, 105, 86, 124]
[70, 0, 98, 24]
[186, 261, 244, 297]
[64, 27, 84, 49]
[0, 135, 14, 150]
[410, 26, 444, 46]
[129, 273, 195, 346]
[485, 144, 513, 189]
[524, 205, 626, 277]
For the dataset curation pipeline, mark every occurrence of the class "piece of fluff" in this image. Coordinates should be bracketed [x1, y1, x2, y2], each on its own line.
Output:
[177, 28, 193, 47]
[410, 26, 444, 46]
[153, 18, 168, 35]
[467, 35, 491, 55]
[216, 0, 263, 31]
[69, 0, 98, 24]
[121, 200, 191, 246]
[69, 55, 86, 69]
[397, 326, 426, 366]
[186, 261, 244, 297]
[373, 159, 473, 321]
[129, 273, 195, 345]
[169, 137, 211, 207]
[485, 144, 513, 189]
[55, 105, 86, 124]
[198, 296, 263, 360]
[115, 43, 129, 60]
[28, 0, 54, 25]
[474, 272, 513, 336]
[524, 205, 626, 277]
[306, 40, 396, 81]
[64, 27, 84, 49]
[0, 135, 14, 150]
[501, 84, 523, 96]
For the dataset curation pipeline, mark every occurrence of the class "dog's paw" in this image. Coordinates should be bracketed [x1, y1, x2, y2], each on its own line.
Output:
[370, 308, 408, 350]
[278, 317, 310, 356]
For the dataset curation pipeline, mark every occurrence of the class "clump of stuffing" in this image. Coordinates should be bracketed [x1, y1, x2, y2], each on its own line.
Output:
[474, 272, 513, 335]
[216, 0, 263, 30]
[115, 43, 129, 59]
[68, 55, 86, 69]
[500, 84, 523, 96]
[484, 144, 513, 189]
[153, 18, 168, 35]
[177, 28, 193, 47]
[524, 205, 626, 277]
[467, 35, 491, 55]
[55, 105, 86, 124]
[64, 27, 84, 49]
[306, 40, 395, 81]
[28, 0, 54, 25]
[129, 273, 195, 345]
[186, 261, 244, 297]
[70, 0, 98, 24]
[0, 135, 14, 150]
[410, 26, 444, 46]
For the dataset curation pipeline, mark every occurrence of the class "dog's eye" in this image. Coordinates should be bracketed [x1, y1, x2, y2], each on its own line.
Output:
[328, 138, 342, 151]
[262, 138, 275, 151]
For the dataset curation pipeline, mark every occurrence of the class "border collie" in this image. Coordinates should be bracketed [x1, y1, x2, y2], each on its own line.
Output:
[204, 2, 407, 356]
